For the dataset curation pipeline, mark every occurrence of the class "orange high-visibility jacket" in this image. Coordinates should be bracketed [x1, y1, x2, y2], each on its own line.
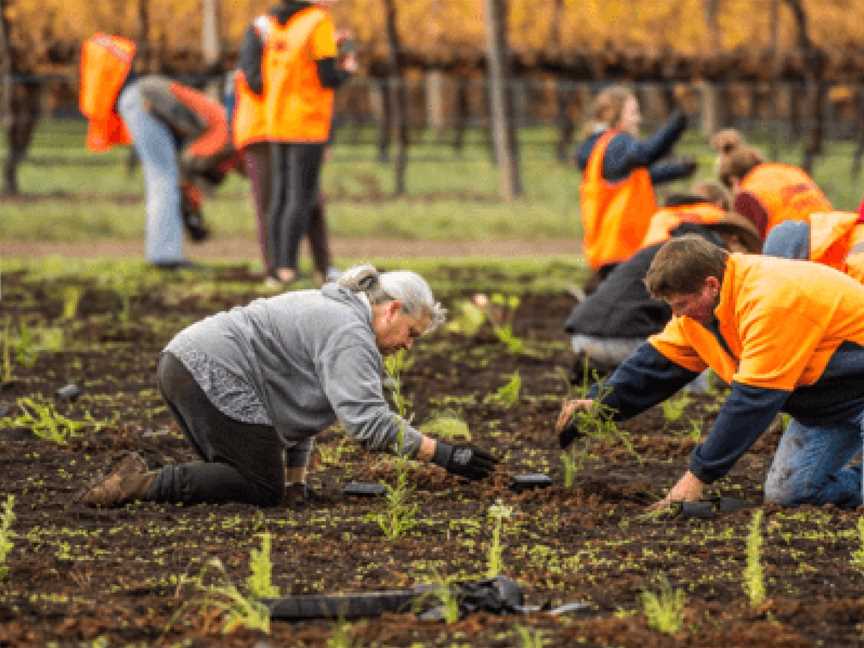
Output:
[580, 130, 658, 269]
[808, 211, 864, 284]
[79, 33, 136, 152]
[261, 7, 337, 143]
[739, 163, 831, 234]
[233, 70, 267, 150]
[640, 202, 728, 248]
[649, 253, 864, 392]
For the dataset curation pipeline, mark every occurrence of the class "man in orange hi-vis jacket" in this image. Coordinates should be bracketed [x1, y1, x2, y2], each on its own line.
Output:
[237, 0, 356, 287]
[557, 235, 864, 510]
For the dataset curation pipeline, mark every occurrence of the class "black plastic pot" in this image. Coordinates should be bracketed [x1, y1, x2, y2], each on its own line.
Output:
[55, 383, 82, 402]
[342, 481, 386, 498]
[509, 473, 553, 492]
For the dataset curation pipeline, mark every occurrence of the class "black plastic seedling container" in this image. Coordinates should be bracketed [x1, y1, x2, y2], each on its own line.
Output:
[55, 383, 82, 402]
[509, 473, 553, 492]
[342, 481, 387, 498]
[674, 497, 753, 519]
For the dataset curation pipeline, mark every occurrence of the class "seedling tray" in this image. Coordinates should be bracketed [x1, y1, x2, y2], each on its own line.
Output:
[342, 481, 386, 498]
[510, 473, 553, 492]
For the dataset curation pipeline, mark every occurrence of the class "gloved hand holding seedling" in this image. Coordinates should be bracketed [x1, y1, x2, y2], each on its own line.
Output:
[555, 399, 592, 449]
[431, 441, 498, 481]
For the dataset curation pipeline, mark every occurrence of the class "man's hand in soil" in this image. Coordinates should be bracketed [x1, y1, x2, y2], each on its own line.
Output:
[431, 441, 498, 480]
[649, 470, 705, 511]
[556, 399, 593, 448]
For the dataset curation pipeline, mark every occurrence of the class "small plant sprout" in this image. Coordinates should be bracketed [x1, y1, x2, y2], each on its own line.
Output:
[486, 501, 513, 577]
[384, 349, 413, 418]
[326, 619, 358, 648]
[686, 417, 703, 442]
[419, 414, 471, 441]
[1, 397, 90, 444]
[515, 624, 547, 648]
[851, 517, 864, 571]
[661, 391, 691, 423]
[560, 446, 585, 489]
[246, 533, 280, 599]
[169, 558, 271, 635]
[1, 318, 12, 384]
[61, 285, 84, 320]
[475, 292, 525, 354]
[445, 298, 487, 336]
[0, 495, 16, 579]
[375, 424, 419, 540]
[415, 572, 461, 624]
[744, 509, 766, 607]
[569, 380, 642, 463]
[485, 370, 521, 408]
[640, 577, 685, 635]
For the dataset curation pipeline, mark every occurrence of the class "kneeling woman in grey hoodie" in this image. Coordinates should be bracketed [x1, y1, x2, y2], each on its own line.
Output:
[80, 265, 497, 508]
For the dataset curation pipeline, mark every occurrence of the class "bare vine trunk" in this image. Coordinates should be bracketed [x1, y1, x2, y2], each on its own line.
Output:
[382, 0, 407, 195]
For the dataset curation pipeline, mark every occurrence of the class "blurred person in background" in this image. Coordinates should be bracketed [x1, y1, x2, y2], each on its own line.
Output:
[576, 85, 697, 292]
[237, 0, 357, 287]
[565, 181, 761, 375]
[712, 129, 831, 238]
[79, 34, 237, 267]
[77, 265, 498, 509]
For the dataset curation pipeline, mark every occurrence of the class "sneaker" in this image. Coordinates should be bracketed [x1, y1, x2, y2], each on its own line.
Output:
[76, 452, 155, 508]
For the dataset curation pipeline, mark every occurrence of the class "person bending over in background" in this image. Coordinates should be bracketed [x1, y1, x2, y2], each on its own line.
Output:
[558, 235, 864, 510]
[565, 182, 762, 375]
[576, 85, 697, 292]
[711, 128, 831, 238]
[78, 265, 497, 509]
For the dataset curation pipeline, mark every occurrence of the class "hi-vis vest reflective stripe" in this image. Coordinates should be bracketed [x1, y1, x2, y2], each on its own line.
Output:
[232, 70, 267, 149]
[262, 8, 335, 142]
[79, 33, 136, 152]
[649, 254, 864, 391]
[808, 211, 864, 284]
[640, 202, 727, 248]
[579, 130, 657, 269]
[740, 163, 831, 234]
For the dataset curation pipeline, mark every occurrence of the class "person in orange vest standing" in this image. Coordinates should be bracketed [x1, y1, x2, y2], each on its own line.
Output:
[79, 34, 197, 268]
[712, 129, 832, 238]
[576, 85, 697, 291]
[237, 0, 356, 287]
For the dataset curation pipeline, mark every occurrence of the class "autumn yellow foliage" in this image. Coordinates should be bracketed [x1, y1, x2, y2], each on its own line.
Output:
[5, 0, 864, 72]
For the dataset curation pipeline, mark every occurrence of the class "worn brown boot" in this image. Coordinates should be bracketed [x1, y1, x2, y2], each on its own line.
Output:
[77, 452, 156, 508]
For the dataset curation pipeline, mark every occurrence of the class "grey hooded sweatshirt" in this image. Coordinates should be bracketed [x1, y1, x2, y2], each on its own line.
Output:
[163, 284, 422, 456]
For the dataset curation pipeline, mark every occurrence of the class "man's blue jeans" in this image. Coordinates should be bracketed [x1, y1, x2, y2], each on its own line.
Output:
[117, 82, 185, 265]
[764, 411, 864, 508]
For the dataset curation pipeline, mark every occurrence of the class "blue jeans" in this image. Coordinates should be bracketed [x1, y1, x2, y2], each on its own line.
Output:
[117, 82, 185, 265]
[764, 411, 864, 508]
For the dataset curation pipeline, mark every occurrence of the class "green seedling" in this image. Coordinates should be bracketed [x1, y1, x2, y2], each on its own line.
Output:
[318, 437, 351, 466]
[686, 417, 703, 442]
[1, 318, 12, 384]
[12, 320, 38, 369]
[246, 532, 280, 599]
[486, 501, 513, 578]
[744, 509, 766, 607]
[560, 446, 585, 489]
[384, 349, 413, 418]
[415, 571, 461, 624]
[851, 517, 864, 571]
[326, 619, 359, 648]
[640, 577, 685, 635]
[0, 495, 15, 579]
[61, 286, 84, 320]
[375, 467, 419, 540]
[485, 370, 521, 408]
[445, 299, 487, 336]
[168, 558, 271, 635]
[420, 414, 471, 441]
[661, 391, 691, 423]
[515, 625, 547, 648]
[1, 397, 89, 444]
[569, 381, 641, 463]
[477, 293, 525, 354]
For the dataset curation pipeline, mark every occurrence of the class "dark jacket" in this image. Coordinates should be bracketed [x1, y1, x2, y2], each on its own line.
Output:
[564, 224, 724, 339]
[575, 111, 692, 185]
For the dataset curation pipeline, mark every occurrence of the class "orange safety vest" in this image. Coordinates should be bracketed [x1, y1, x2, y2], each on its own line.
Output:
[808, 211, 864, 284]
[650, 253, 864, 391]
[232, 70, 267, 150]
[261, 7, 336, 143]
[580, 130, 658, 269]
[739, 163, 831, 234]
[79, 33, 136, 152]
[640, 202, 727, 248]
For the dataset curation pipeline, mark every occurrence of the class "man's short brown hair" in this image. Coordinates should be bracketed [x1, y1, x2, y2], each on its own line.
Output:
[644, 235, 729, 299]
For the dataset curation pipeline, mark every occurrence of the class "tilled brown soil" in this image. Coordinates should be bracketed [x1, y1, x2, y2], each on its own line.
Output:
[0, 265, 863, 647]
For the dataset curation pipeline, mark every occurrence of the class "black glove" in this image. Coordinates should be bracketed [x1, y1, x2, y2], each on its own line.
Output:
[558, 419, 584, 449]
[181, 202, 210, 242]
[432, 441, 498, 481]
[676, 155, 698, 178]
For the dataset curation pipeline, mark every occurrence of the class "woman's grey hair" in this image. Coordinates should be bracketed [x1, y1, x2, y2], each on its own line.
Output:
[337, 264, 447, 333]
